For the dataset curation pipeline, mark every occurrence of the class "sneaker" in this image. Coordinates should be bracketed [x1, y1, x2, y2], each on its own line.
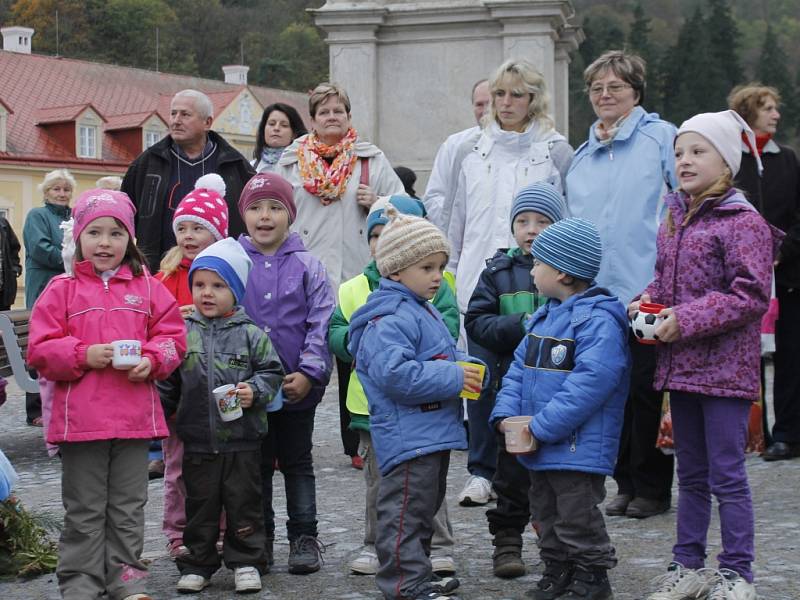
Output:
[351, 455, 364, 470]
[646, 562, 711, 599]
[431, 555, 456, 576]
[560, 565, 613, 600]
[414, 592, 461, 600]
[457, 475, 494, 506]
[492, 529, 525, 579]
[167, 539, 189, 560]
[176, 573, 210, 593]
[234, 566, 262, 594]
[429, 573, 460, 594]
[288, 534, 325, 574]
[526, 561, 572, 600]
[350, 547, 379, 575]
[706, 569, 756, 600]
[123, 595, 153, 600]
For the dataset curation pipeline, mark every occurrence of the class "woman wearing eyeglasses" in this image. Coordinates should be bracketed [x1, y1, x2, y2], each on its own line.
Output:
[566, 50, 679, 520]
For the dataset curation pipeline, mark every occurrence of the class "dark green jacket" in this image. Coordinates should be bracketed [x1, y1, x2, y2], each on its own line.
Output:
[23, 202, 71, 307]
[158, 307, 284, 454]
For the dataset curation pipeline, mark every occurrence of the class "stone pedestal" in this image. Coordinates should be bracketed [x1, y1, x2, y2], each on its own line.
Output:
[313, 0, 581, 183]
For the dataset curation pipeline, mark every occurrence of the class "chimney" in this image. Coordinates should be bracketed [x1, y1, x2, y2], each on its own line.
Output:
[1, 26, 34, 54]
[222, 65, 249, 85]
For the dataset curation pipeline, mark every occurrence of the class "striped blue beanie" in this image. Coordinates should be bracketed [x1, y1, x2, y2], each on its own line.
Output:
[189, 238, 253, 304]
[366, 195, 425, 240]
[531, 217, 602, 282]
[510, 182, 566, 232]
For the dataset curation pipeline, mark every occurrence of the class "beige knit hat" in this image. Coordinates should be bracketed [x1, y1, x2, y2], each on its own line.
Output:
[375, 205, 450, 277]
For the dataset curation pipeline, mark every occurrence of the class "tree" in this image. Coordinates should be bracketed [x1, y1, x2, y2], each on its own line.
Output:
[627, 1, 661, 114]
[707, 0, 743, 89]
[757, 24, 797, 139]
[257, 20, 328, 91]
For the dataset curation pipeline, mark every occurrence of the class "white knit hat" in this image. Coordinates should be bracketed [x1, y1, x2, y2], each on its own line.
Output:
[189, 238, 252, 303]
[677, 110, 763, 177]
[375, 206, 450, 277]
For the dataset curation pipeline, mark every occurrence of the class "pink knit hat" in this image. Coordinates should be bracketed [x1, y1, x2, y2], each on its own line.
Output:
[72, 189, 136, 241]
[238, 172, 296, 223]
[172, 174, 229, 241]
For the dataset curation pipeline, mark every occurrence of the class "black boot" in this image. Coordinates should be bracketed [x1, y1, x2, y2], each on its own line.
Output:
[560, 565, 613, 600]
[265, 535, 274, 572]
[492, 529, 525, 578]
[525, 561, 572, 600]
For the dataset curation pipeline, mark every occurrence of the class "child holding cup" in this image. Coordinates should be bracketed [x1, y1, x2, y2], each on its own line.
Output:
[348, 206, 486, 600]
[635, 111, 781, 600]
[489, 218, 631, 600]
[158, 238, 284, 594]
[28, 189, 187, 600]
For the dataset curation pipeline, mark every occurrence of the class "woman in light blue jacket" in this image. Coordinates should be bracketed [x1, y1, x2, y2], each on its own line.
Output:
[566, 50, 678, 521]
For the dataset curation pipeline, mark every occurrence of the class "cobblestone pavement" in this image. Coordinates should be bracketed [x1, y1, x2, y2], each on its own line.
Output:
[1, 372, 798, 600]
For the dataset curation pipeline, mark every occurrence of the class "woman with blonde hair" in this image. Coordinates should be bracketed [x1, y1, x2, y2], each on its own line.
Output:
[447, 58, 573, 515]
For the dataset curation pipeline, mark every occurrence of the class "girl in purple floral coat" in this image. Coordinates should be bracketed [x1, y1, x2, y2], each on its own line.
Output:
[632, 111, 783, 600]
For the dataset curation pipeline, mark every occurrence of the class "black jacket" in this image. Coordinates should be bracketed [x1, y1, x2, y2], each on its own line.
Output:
[736, 141, 800, 288]
[121, 130, 255, 271]
[0, 217, 21, 310]
[464, 248, 545, 391]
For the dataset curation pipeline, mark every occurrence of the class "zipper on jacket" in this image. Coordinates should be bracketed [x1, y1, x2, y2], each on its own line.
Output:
[569, 431, 577, 452]
[663, 226, 685, 383]
[608, 144, 614, 161]
[207, 321, 219, 454]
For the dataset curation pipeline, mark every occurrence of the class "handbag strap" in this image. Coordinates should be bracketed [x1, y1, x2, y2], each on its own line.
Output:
[359, 157, 369, 186]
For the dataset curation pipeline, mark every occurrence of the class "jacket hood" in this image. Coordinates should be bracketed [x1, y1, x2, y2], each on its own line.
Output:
[584, 106, 663, 152]
[186, 305, 254, 330]
[278, 133, 383, 167]
[478, 121, 566, 157]
[238, 231, 305, 259]
[539, 285, 629, 334]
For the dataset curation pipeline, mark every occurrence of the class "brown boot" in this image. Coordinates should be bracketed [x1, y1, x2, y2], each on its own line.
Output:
[492, 529, 525, 578]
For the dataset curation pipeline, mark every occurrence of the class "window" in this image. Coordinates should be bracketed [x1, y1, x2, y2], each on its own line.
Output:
[144, 130, 161, 149]
[78, 125, 97, 158]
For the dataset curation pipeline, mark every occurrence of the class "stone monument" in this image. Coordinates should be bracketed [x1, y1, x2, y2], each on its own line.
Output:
[312, 0, 581, 183]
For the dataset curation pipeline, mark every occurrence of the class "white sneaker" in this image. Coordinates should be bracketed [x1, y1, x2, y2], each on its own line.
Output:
[458, 475, 494, 506]
[234, 566, 262, 593]
[707, 569, 756, 600]
[176, 573, 210, 593]
[431, 555, 456, 576]
[646, 562, 711, 599]
[350, 547, 379, 575]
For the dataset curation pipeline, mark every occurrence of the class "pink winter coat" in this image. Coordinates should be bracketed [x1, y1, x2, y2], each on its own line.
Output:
[28, 260, 187, 444]
[642, 189, 783, 401]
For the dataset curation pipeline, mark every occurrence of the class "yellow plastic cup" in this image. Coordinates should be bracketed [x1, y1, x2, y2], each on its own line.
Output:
[456, 361, 485, 400]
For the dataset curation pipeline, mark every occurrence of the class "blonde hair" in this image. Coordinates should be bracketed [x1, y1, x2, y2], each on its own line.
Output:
[728, 83, 781, 128]
[38, 169, 76, 197]
[95, 175, 122, 190]
[158, 245, 184, 279]
[308, 82, 351, 118]
[667, 171, 734, 235]
[485, 59, 553, 130]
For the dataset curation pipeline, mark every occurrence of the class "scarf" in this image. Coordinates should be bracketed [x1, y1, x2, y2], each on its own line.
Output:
[594, 109, 634, 145]
[297, 128, 358, 205]
[259, 146, 285, 170]
[742, 132, 772, 156]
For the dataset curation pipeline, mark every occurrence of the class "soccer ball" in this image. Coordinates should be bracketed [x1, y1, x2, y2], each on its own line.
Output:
[630, 310, 663, 344]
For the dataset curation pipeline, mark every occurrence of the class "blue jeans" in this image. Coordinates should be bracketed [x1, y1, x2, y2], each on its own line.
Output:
[260, 406, 317, 540]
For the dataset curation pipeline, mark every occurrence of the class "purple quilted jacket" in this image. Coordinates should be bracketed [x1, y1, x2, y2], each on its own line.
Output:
[641, 189, 783, 400]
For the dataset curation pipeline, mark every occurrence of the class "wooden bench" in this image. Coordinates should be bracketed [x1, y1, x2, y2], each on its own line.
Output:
[0, 309, 39, 393]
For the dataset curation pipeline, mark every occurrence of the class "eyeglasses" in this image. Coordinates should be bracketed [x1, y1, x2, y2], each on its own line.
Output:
[587, 83, 632, 97]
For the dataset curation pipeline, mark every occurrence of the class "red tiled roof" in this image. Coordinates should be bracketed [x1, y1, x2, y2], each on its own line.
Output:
[0, 50, 308, 168]
[104, 111, 164, 131]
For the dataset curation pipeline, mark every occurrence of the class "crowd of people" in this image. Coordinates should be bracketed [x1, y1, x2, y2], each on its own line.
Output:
[1, 46, 798, 600]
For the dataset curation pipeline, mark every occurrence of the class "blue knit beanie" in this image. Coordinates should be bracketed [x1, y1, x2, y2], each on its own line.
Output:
[531, 218, 602, 282]
[366, 195, 425, 240]
[510, 182, 566, 232]
[189, 238, 253, 304]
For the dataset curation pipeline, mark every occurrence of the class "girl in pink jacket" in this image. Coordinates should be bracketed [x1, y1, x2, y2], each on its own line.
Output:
[28, 188, 187, 600]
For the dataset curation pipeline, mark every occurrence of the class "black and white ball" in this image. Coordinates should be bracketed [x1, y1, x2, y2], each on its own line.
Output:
[630, 310, 663, 342]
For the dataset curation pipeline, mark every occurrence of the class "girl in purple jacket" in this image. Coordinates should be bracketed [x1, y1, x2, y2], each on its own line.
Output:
[632, 111, 782, 600]
[236, 172, 335, 576]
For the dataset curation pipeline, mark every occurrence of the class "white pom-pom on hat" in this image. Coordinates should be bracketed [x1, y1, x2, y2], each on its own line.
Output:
[194, 173, 227, 197]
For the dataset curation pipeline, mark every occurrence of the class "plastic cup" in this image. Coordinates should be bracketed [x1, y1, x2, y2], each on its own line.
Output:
[111, 339, 142, 370]
[213, 384, 243, 422]
[502, 416, 536, 454]
[456, 361, 485, 400]
[631, 302, 666, 345]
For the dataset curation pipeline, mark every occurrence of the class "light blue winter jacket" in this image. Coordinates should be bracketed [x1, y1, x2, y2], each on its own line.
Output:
[566, 106, 678, 305]
[348, 279, 469, 475]
[490, 286, 631, 476]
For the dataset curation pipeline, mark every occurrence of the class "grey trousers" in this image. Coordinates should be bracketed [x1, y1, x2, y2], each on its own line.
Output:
[359, 431, 454, 555]
[375, 451, 450, 600]
[58, 439, 150, 600]
[528, 469, 617, 570]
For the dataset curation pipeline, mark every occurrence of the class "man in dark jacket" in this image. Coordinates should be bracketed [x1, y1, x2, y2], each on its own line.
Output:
[0, 217, 22, 311]
[121, 89, 255, 272]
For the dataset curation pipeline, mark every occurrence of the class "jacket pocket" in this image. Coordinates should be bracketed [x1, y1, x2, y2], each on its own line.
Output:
[138, 174, 162, 220]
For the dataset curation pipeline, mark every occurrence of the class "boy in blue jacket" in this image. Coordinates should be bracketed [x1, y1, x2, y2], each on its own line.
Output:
[490, 218, 631, 600]
[348, 206, 484, 600]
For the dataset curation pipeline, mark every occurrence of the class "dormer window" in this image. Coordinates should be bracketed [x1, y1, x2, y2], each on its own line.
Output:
[144, 129, 161, 149]
[78, 124, 97, 158]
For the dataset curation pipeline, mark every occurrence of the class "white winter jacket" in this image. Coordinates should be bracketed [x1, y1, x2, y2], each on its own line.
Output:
[447, 120, 573, 313]
[277, 134, 404, 293]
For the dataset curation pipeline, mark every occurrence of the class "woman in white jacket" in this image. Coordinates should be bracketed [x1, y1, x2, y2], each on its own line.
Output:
[447, 59, 573, 509]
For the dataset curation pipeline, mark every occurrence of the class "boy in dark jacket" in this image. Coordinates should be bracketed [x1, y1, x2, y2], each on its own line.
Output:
[348, 207, 484, 600]
[464, 182, 564, 578]
[490, 219, 631, 600]
[159, 238, 284, 595]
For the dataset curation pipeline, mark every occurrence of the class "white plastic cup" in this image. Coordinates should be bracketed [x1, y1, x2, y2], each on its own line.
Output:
[213, 384, 243, 422]
[111, 339, 142, 370]
[502, 416, 536, 454]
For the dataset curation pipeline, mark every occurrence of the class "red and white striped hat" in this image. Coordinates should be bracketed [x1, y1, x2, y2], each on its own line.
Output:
[172, 173, 229, 241]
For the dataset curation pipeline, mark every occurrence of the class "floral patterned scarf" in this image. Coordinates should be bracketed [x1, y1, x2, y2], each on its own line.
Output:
[297, 128, 358, 205]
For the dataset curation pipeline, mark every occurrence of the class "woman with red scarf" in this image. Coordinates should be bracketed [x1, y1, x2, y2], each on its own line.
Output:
[730, 83, 800, 462]
[277, 83, 404, 464]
